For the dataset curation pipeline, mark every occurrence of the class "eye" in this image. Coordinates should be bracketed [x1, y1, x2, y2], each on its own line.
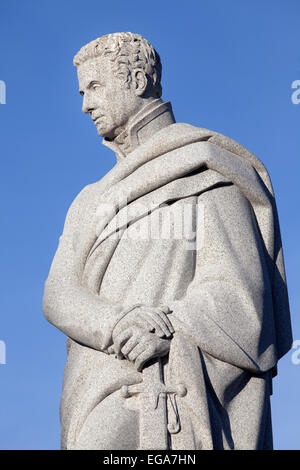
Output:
[92, 83, 102, 90]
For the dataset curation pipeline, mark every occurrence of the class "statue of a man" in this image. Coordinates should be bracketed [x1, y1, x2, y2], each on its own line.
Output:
[43, 32, 292, 450]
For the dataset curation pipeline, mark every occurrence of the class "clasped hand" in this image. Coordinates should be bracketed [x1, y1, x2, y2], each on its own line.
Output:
[109, 306, 174, 372]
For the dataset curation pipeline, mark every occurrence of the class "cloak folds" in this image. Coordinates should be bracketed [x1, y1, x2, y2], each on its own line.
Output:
[44, 122, 292, 449]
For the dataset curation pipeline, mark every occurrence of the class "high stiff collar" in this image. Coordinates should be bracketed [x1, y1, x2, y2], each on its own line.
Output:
[102, 99, 175, 160]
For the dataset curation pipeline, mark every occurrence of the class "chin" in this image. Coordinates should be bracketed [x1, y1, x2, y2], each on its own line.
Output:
[96, 128, 105, 137]
[96, 123, 115, 139]
[96, 126, 108, 138]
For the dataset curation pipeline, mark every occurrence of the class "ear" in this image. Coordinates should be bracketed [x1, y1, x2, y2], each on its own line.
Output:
[133, 70, 148, 96]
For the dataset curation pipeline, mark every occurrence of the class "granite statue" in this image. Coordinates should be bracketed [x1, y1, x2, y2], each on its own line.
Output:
[43, 32, 292, 450]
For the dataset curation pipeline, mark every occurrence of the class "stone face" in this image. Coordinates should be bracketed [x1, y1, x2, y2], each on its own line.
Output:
[43, 32, 292, 450]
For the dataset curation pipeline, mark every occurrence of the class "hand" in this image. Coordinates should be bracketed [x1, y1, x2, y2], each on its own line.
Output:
[112, 326, 171, 372]
[113, 305, 174, 341]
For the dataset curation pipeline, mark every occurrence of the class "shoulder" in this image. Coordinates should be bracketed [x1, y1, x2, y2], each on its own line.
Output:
[63, 180, 102, 229]
[176, 122, 273, 197]
[175, 123, 269, 176]
[198, 184, 260, 254]
[199, 182, 251, 212]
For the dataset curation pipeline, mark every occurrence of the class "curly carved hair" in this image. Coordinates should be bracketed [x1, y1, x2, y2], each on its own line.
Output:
[73, 32, 162, 98]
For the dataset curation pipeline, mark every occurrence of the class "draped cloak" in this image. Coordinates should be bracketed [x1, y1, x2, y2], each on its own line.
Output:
[43, 119, 292, 450]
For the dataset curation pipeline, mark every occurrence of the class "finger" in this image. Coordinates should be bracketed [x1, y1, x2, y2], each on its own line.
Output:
[128, 315, 155, 333]
[136, 317, 155, 333]
[147, 310, 172, 337]
[135, 347, 157, 372]
[150, 307, 174, 336]
[141, 309, 169, 336]
[113, 328, 133, 355]
[148, 320, 166, 338]
[127, 343, 147, 362]
[157, 309, 175, 334]
[135, 309, 166, 337]
[159, 305, 171, 315]
[121, 336, 139, 357]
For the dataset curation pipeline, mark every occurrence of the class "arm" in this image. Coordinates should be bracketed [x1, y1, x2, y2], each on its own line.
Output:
[42, 186, 125, 351]
[170, 184, 277, 373]
[43, 186, 173, 352]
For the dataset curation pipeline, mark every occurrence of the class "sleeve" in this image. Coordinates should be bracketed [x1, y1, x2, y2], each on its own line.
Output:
[42, 186, 127, 352]
[170, 183, 278, 373]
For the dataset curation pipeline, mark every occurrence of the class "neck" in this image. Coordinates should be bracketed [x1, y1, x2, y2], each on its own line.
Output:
[103, 99, 176, 161]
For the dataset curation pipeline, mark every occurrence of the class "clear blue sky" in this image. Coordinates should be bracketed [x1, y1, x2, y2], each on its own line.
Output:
[0, 0, 299, 450]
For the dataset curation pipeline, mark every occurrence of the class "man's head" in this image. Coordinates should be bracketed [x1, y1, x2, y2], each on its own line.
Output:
[74, 32, 162, 140]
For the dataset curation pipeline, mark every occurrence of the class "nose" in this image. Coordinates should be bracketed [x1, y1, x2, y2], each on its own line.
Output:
[82, 92, 94, 114]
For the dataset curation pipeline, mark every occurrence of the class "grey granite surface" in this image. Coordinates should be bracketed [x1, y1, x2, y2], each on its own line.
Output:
[43, 32, 292, 450]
